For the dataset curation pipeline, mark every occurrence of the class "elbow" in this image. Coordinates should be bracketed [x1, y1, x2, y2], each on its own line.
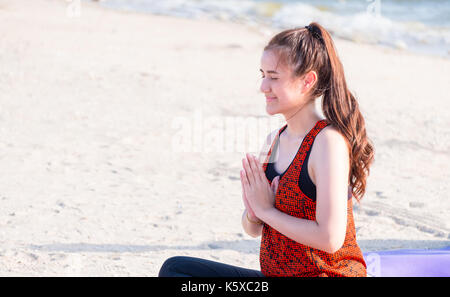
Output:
[325, 241, 343, 254]
[323, 234, 345, 254]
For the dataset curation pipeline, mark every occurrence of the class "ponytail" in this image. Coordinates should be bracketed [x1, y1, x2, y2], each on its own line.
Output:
[311, 22, 375, 202]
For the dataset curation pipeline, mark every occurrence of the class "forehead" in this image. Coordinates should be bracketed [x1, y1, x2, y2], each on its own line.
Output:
[260, 50, 288, 73]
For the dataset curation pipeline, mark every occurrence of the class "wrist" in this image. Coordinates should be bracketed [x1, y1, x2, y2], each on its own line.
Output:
[256, 207, 276, 223]
[246, 211, 263, 225]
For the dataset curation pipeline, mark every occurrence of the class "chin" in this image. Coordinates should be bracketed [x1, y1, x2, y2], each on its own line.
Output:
[265, 105, 279, 116]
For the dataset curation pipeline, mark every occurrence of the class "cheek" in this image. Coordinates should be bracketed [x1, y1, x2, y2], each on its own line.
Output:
[273, 83, 294, 103]
[281, 82, 302, 101]
[272, 81, 286, 96]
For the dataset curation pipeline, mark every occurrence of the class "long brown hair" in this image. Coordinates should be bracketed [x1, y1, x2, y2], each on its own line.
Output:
[264, 22, 375, 202]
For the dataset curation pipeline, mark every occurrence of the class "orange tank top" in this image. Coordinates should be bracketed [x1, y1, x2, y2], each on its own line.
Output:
[260, 119, 367, 277]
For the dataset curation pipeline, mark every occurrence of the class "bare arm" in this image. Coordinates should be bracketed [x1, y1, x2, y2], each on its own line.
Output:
[256, 127, 349, 253]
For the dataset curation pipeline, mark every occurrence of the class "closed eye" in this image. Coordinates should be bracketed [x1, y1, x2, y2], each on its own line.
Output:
[261, 76, 278, 80]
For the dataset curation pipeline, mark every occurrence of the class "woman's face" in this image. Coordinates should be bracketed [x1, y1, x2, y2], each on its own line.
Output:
[259, 50, 310, 116]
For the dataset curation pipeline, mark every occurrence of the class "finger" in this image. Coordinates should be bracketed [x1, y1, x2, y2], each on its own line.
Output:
[247, 154, 260, 182]
[246, 154, 260, 183]
[240, 169, 249, 188]
[242, 156, 255, 184]
[240, 169, 252, 198]
[253, 154, 267, 183]
[240, 170, 253, 213]
[241, 169, 252, 196]
[240, 170, 250, 200]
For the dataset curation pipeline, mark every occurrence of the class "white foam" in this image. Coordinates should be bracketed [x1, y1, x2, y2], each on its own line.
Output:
[99, 0, 450, 58]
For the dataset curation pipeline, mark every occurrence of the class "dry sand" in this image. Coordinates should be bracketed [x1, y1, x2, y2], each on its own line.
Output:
[0, 0, 448, 276]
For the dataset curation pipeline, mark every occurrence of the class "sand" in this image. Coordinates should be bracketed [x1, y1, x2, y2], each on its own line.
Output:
[0, 0, 448, 276]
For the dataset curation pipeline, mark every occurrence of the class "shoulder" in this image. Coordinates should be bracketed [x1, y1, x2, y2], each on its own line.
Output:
[310, 124, 351, 173]
[313, 124, 350, 152]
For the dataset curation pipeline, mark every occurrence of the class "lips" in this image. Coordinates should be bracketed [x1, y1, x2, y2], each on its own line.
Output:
[266, 96, 277, 102]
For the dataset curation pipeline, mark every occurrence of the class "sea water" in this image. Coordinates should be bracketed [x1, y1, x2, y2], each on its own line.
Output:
[97, 0, 450, 58]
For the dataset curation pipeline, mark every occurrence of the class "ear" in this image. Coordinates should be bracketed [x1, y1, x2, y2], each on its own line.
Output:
[301, 71, 317, 93]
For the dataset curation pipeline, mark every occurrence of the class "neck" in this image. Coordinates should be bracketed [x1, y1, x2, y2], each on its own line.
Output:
[283, 100, 323, 140]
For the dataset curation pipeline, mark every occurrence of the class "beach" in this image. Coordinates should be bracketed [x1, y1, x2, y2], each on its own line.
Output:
[0, 0, 449, 276]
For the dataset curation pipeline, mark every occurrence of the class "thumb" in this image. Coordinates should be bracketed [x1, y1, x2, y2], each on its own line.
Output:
[271, 175, 280, 194]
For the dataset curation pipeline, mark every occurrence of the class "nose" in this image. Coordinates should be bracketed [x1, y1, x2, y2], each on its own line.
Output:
[259, 77, 271, 94]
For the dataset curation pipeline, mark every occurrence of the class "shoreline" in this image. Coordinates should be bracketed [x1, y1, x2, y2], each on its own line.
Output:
[90, 0, 450, 63]
[93, 0, 450, 60]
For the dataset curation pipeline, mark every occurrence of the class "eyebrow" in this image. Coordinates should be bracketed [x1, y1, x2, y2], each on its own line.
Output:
[259, 68, 279, 74]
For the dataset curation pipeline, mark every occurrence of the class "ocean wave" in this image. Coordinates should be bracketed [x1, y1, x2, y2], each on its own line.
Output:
[98, 0, 450, 58]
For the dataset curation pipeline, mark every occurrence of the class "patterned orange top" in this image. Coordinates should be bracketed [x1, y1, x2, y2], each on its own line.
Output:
[260, 119, 367, 277]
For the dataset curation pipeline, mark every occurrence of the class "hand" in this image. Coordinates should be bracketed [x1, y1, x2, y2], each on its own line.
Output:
[240, 171, 258, 220]
[240, 153, 280, 219]
[241, 173, 266, 224]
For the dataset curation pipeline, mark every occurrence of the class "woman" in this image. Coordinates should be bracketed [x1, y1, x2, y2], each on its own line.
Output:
[159, 22, 374, 277]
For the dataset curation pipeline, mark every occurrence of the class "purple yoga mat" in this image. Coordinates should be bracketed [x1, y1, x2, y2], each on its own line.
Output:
[363, 246, 450, 277]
